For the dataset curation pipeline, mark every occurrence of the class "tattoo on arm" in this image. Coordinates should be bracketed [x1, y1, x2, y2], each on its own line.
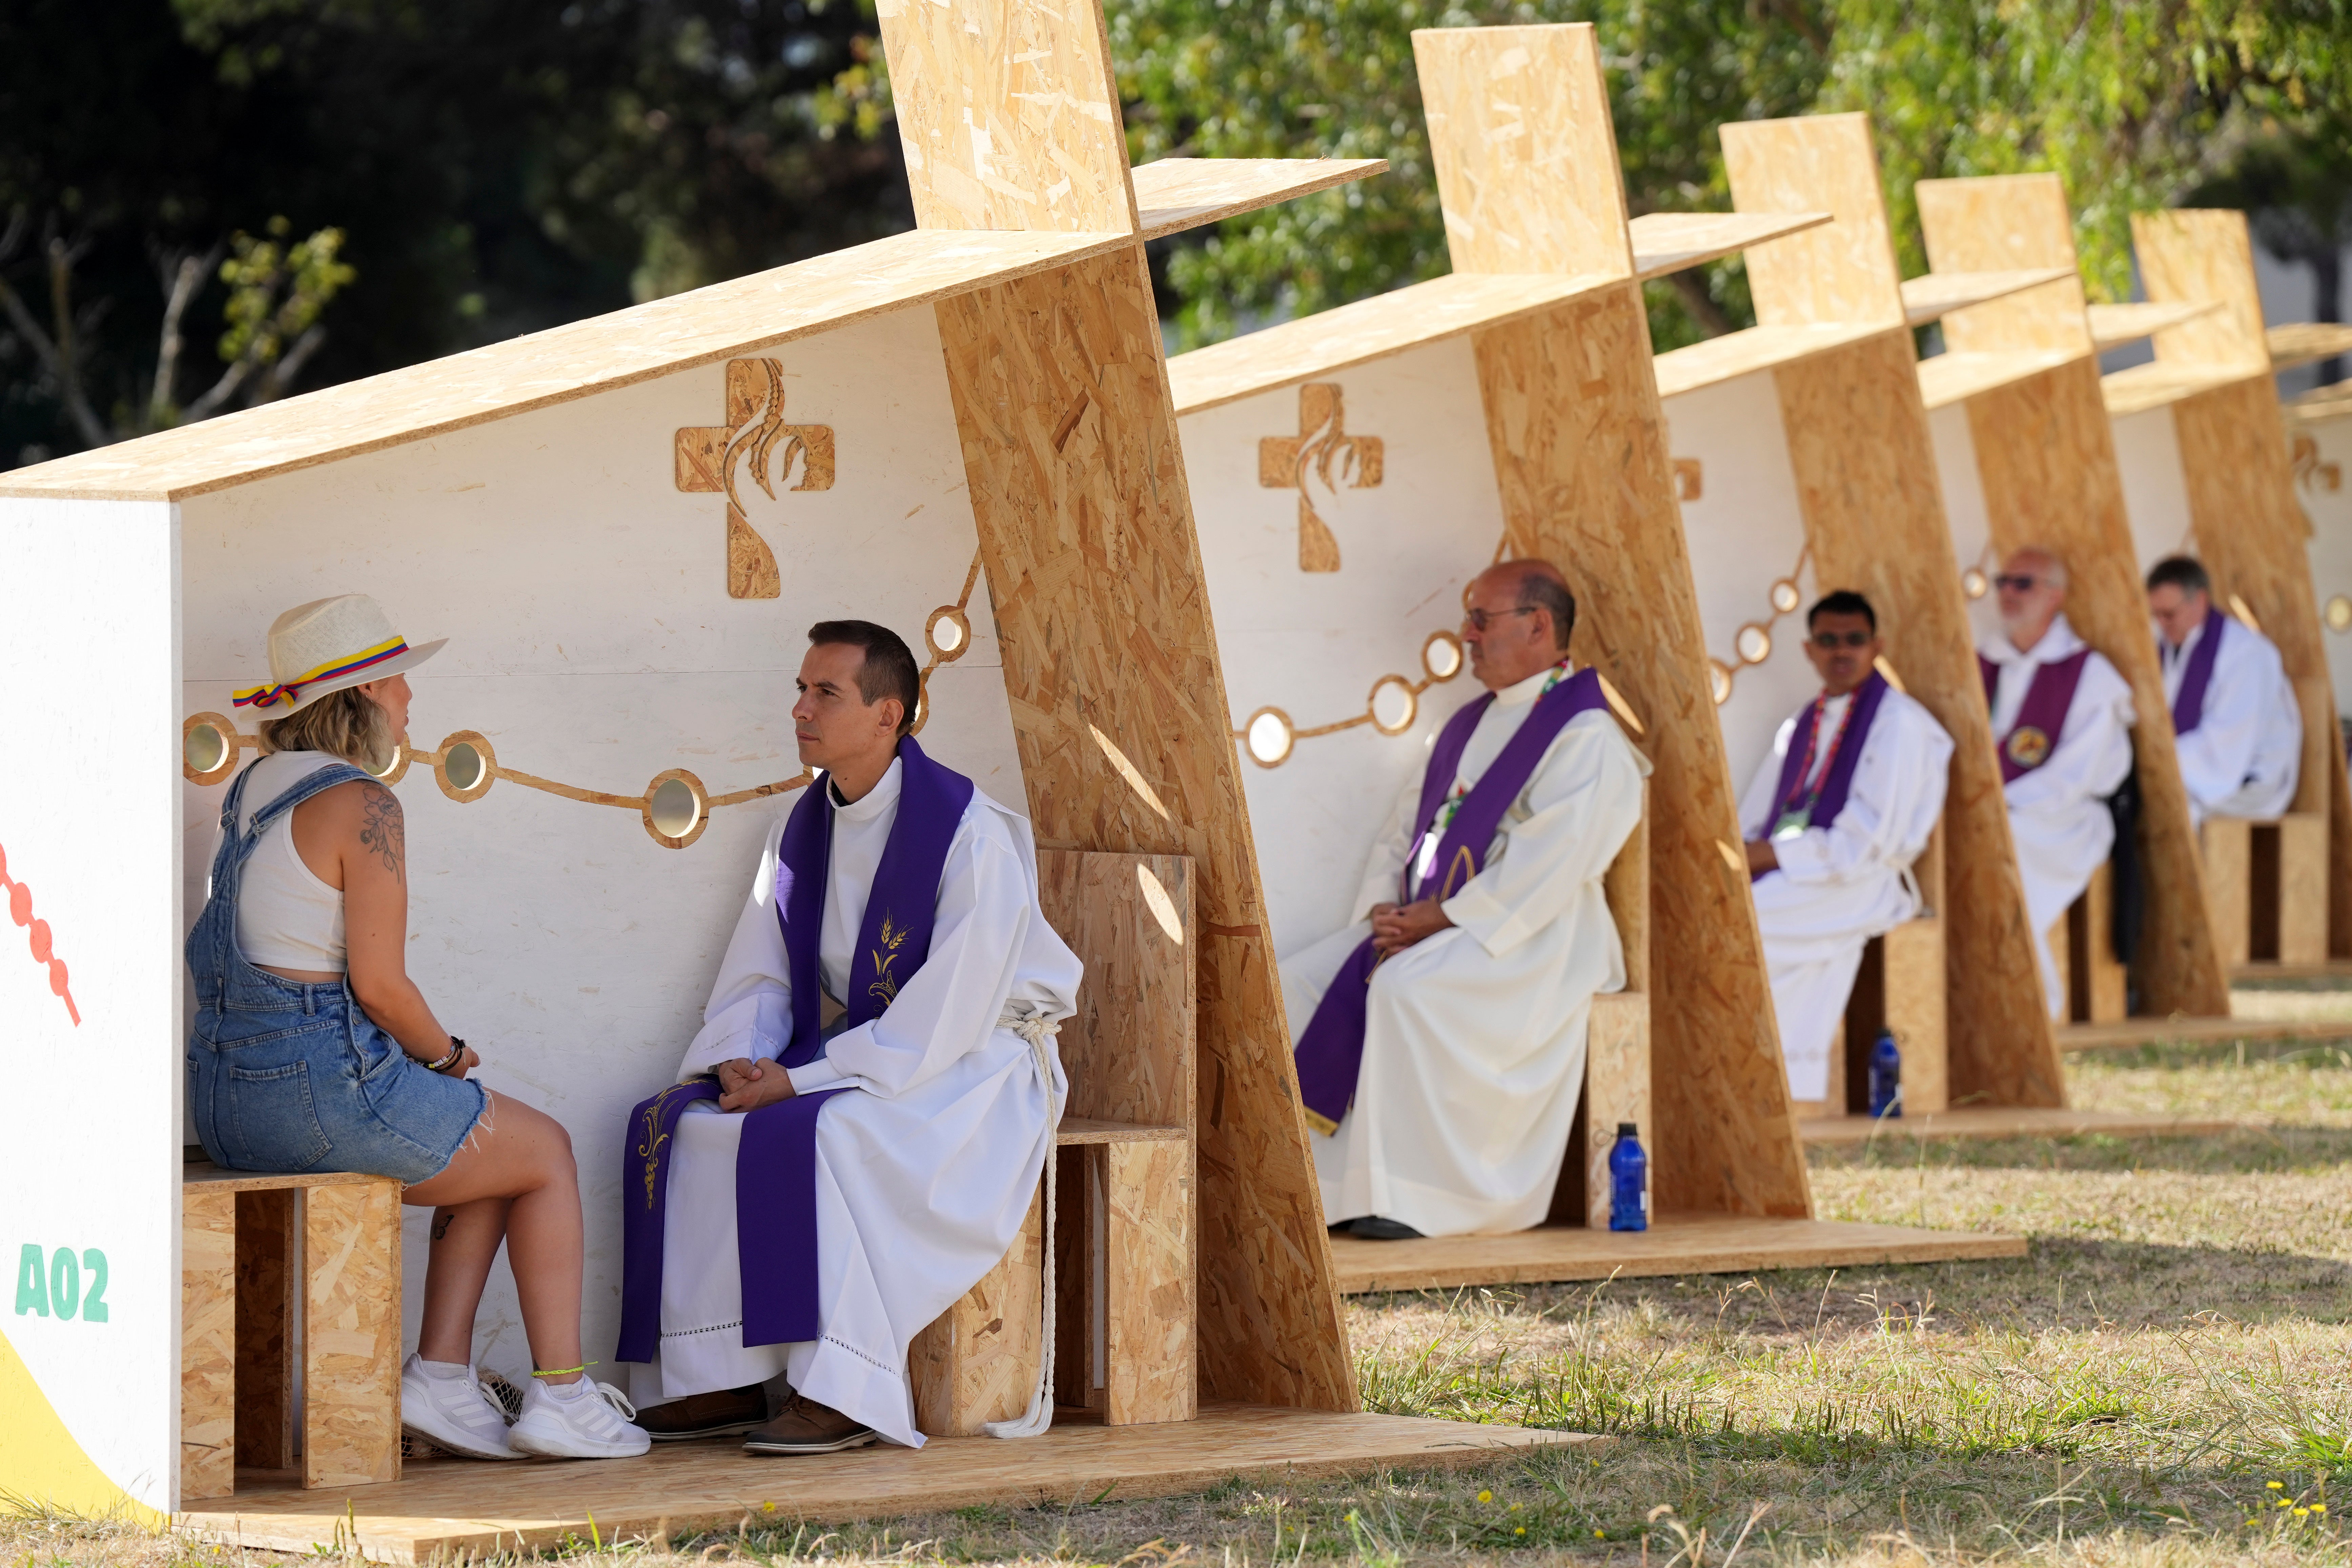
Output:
[359, 785, 406, 884]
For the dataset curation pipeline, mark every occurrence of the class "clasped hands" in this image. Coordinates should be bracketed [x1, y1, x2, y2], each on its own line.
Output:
[714, 1056, 797, 1112]
[1370, 898, 1453, 956]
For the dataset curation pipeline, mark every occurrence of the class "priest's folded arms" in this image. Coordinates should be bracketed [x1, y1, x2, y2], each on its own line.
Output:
[617, 620, 1079, 1455]
[1282, 560, 1648, 1242]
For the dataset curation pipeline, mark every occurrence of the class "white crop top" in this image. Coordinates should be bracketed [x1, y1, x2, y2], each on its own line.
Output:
[227, 751, 348, 973]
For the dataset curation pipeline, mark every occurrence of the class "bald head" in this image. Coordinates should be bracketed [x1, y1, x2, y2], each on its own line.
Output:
[1463, 558, 1577, 690]
[1480, 559, 1576, 649]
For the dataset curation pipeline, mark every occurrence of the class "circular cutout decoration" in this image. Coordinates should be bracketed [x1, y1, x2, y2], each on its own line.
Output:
[1368, 675, 1417, 736]
[642, 769, 709, 849]
[1421, 630, 1465, 682]
[1734, 623, 1773, 665]
[367, 743, 411, 786]
[182, 713, 239, 785]
[925, 605, 972, 663]
[435, 731, 497, 803]
[2328, 595, 2352, 634]
[1769, 578, 1802, 615]
[1709, 660, 1734, 707]
[1962, 567, 1990, 600]
[1243, 708, 1294, 768]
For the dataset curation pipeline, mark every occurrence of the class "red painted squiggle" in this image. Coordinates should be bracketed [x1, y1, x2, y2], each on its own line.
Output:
[0, 840, 81, 1026]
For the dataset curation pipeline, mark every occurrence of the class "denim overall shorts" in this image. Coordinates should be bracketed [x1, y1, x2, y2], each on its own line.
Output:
[186, 760, 486, 1183]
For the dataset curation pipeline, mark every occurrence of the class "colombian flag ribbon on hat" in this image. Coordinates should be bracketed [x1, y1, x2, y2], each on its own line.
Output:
[233, 636, 411, 713]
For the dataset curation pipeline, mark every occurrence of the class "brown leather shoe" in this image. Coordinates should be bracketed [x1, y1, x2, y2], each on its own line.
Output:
[742, 1391, 877, 1455]
[634, 1384, 767, 1441]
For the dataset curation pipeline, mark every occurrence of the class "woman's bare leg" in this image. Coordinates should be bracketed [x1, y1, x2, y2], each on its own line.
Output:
[404, 1090, 585, 1384]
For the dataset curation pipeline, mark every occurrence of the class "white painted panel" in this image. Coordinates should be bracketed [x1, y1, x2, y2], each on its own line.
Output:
[1929, 404, 2011, 650]
[1179, 335, 1502, 958]
[2110, 406, 2196, 566]
[2298, 418, 2352, 719]
[173, 303, 1021, 1385]
[1662, 374, 1822, 797]
[0, 496, 180, 1515]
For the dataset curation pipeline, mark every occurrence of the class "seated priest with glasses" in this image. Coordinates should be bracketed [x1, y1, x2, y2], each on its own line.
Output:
[617, 620, 1079, 1454]
[1978, 548, 2135, 1017]
[2146, 555, 2302, 828]
[1283, 559, 1649, 1241]
[1740, 591, 1952, 1107]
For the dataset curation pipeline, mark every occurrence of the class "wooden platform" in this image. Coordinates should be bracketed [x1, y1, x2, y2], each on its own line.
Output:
[1326, 1214, 2022, 1294]
[2058, 1015, 2352, 1050]
[1799, 1107, 2247, 1144]
[2232, 960, 2352, 982]
[176, 1404, 1582, 1564]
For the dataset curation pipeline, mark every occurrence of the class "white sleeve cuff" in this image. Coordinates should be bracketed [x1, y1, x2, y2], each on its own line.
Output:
[1770, 830, 1834, 881]
[1440, 883, 1523, 958]
[785, 1057, 848, 1095]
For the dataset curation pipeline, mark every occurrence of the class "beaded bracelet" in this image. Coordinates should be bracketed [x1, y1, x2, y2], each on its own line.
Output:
[423, 1036, 467, 1073]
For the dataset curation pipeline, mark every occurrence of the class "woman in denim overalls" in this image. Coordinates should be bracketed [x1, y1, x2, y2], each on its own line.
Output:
[187, 593, 647, 1461]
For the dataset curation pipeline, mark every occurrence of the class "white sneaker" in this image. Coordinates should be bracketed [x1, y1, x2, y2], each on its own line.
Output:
[400, 1354, 521, 1461]
[508, 1376, 652, 1460]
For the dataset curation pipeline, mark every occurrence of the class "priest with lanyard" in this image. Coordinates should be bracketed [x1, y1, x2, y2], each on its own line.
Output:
[1976, 548, 2135, 1016]
[617, 620, 1079, 1454]
[2146, 554, 2302, 827]
[1739, 591, 1952, 1108]
[1282, 559, 1649, 1241]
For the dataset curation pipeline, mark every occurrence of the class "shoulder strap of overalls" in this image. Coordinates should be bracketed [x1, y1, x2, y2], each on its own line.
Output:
[227, 759, 377, 842]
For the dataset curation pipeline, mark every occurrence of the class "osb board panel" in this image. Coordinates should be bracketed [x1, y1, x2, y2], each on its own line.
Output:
[2202, 819, 2254, 972]
[912, 1189, 1044, 1437]
[234, 1189, 297, 1471]
[1897, 270, 2077, 328]
[2059, 1014, 2352, 1049]
[1914, 175, 2095, 359]
[0, 228, 1127, 503]
[1328, 1214, 2023, 1294]
[1412, 24, 1633, 280]
[1628, 210, 1832, 282]
[1776, 331, 2062, 1108]
[1651, 323, 1893, 400]
[1131, 159, 1388, 243]
[2080, 862, 2129, 1023]
[2131, 210, 2270, 373]
[180, 1186, 237, 1505]
[1471, 284, 1813, 1220]
[1961, 359, 2230, 1016]
[2272, 324, 2352, 374]
[1798, 1107, 2248, 1144]
[182, 1164, 378, 1192]
[1104, 1139, 1195, 1426]
[2101, 363, 2251, 419]
[304, 1181, 402, 1490]
[1603, 792, 1650, 990]
[1582, 992, 1651, 1230]
[1037, 850, 1197, 1132]
[180, 1406, 1587, 1565]
[2280, 812, 2328, 967]
[2088, 300, 2222, 353]
[932, 246, 1354, 1411]
[1880, 918, 1949, 1115]
[875, 0, 1135, 236]
[1917, 350, 2078, 411]
[1164, 271, 1619, 417]
[1719, 113, 1904, 329]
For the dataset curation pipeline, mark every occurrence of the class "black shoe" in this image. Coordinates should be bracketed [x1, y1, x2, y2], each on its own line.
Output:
[1349, 1216, 1424, 1241]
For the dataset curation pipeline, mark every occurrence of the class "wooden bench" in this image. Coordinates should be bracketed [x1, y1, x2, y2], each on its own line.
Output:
[2050, 860, 2130, 1024]
[1806, 820, 1950, 1118]
[1538, 788, 1651, 1227]
[180, 1164, 404, 1500]
[2202, 813, 2327, 970]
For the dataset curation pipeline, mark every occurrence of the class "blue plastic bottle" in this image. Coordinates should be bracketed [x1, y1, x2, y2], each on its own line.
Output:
[1608, 1121, 1648, 1232]
[1868, 1029, 1902, 1118]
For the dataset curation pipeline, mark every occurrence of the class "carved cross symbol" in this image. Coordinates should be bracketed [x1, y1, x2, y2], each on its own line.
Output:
[675, 358, 837, 599]
[1259, 382, 1383, 573]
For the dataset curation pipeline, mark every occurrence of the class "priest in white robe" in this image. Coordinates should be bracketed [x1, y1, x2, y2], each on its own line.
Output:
[1977, 549, 2135, 1016]
[618, 620, 1077, 1454]
[2146, 555, 2302, 826]
[1739, 591, 1952, 1107]
[1282, 560, 1648, 1240]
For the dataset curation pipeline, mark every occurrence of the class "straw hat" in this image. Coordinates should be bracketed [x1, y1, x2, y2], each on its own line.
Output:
[232, 595, 447, 719]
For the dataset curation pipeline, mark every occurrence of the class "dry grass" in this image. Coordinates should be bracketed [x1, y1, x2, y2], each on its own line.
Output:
[10, 1041, 2352, 1568]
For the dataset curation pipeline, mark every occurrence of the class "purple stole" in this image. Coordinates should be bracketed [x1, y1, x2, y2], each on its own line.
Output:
[1980, 649, 2092, 784]
[1291, 667, 1610, 1134]
[1754, 674, 1889, 882]
[616, 738, 975, 1361]
[2166, 606, 2227, 736]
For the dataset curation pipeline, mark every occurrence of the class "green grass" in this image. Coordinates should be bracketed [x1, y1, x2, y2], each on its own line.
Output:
[12, 1039, 2352, 1566]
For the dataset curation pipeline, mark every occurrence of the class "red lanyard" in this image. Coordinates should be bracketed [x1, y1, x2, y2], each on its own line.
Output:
[1781, 692, 1859, 816]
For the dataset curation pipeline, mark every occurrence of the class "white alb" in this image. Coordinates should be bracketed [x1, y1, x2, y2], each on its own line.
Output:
[2161, 614, 2303, 826]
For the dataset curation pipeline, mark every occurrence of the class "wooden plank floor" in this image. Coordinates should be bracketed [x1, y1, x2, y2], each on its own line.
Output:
[1799, 1107, 2249, 1144]
[2059, 1015, 2352, 1050]
[2232, 960, 2352, 982]
[178, 1404, 1586, 1564]
[1327, 1214, 2023, 1295]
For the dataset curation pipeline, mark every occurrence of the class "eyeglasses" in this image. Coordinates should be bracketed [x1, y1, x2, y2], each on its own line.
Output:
[1808, 630, 1873, 650]
[1462, 605, 1541, 632]
[1993, 574, 2042, 592]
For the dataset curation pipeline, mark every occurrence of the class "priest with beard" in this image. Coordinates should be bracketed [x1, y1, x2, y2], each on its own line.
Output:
[618, 620, 1078, 1454]
[1739, 591, 1952, 1108]
[1282, 559, 1649, 1241]
[1976, 548, 2135, 1017]
[2146, 554, 2302, 827]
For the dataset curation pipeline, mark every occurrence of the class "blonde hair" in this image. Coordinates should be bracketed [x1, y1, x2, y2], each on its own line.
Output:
[258, 688, 394, 771]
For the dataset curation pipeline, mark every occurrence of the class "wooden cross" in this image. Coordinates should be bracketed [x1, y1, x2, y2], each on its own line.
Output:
[675, 357, 837, 599]
[1258, 381, 1383, 572]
